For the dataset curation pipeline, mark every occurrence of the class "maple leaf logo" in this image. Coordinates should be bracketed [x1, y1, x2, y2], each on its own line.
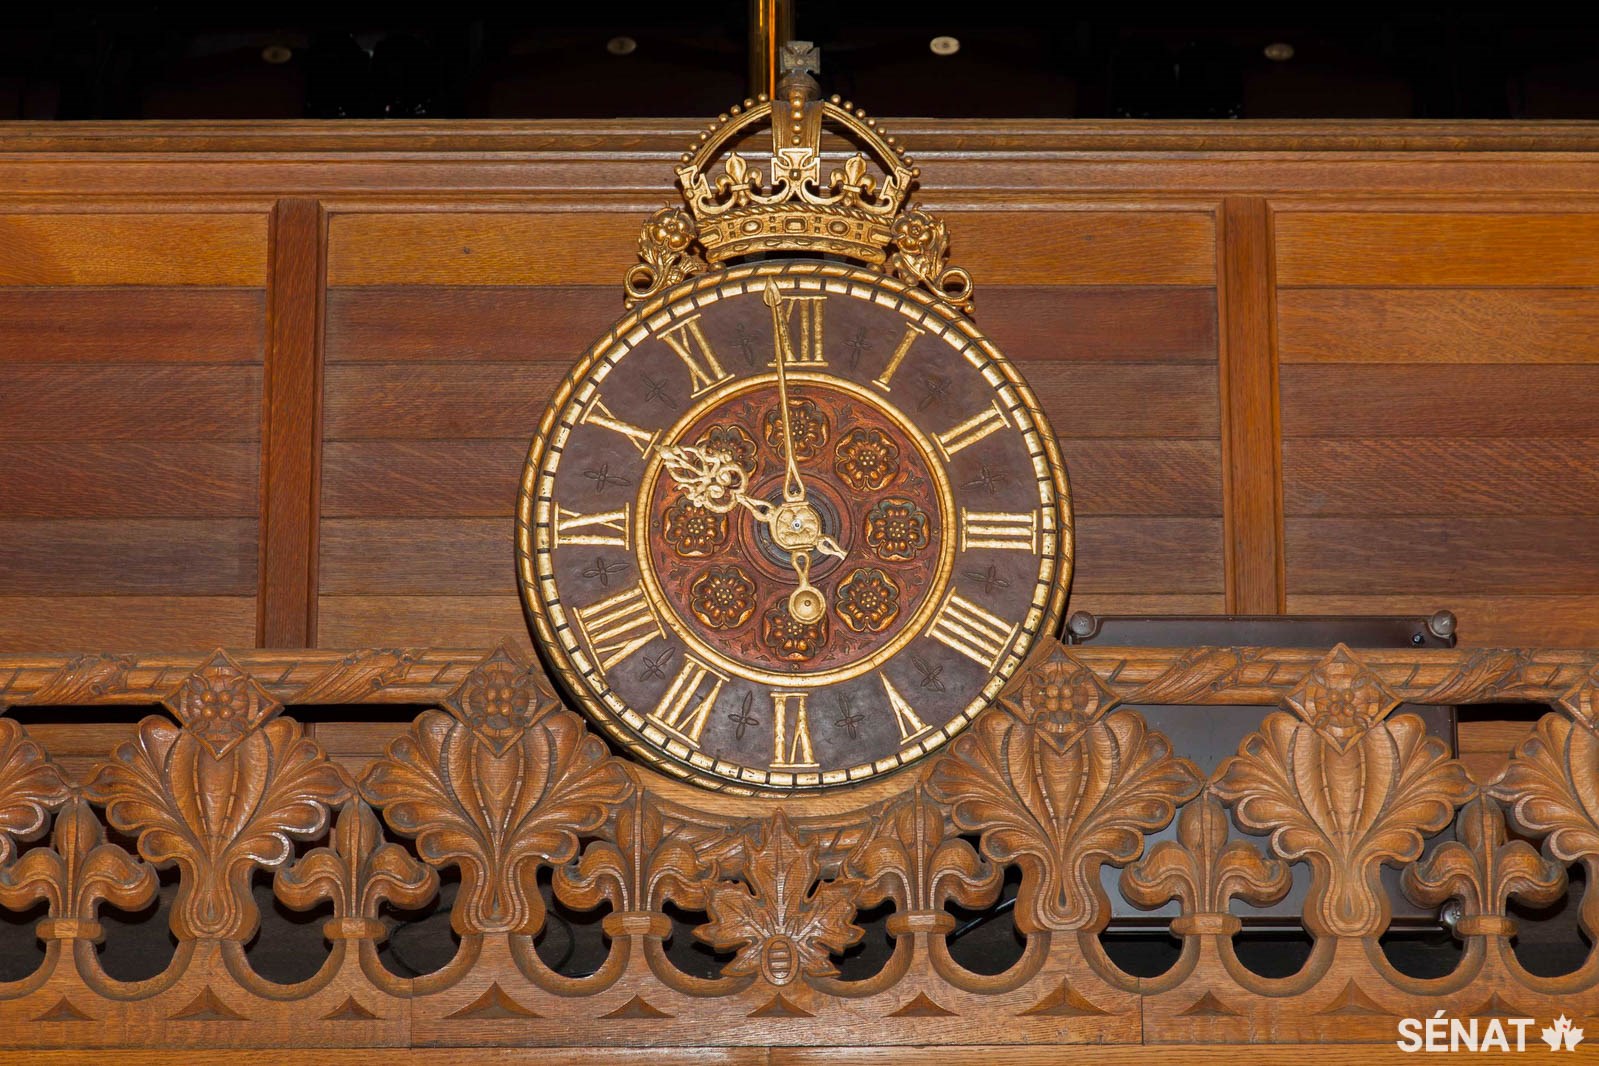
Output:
[1542, 1015, 1586, 1051]
[695, 811, 864, 985]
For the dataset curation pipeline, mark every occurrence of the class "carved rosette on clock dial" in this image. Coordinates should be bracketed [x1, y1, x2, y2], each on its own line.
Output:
[518, 45, 1071, 792]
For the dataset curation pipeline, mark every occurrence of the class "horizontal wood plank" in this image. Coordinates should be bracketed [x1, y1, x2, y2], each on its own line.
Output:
[1283, 438, 1599, 516]
[1030, 363, 1219, 438]
[323, 363, 563, 440]
[0, 365, 262, 441]
[0, 288, 264, 364]
[0, 442, 259, 518]
[327, 212, 642, 286]
[1278, 289, 1599, 364]
[1059, 439, 1222, 515]
[317, 594, 533, 653]
[1279, 365, 1599, 438]
[0, 213, 267, 286]
[979, 286, 1218, 362]
[0, 595, 256, 652]
[948, 211, 1217, 285]
[1062, 593, 1228, 616]
[1285, 594, 1599, 648]
[1286, 516, 1599, 595]
[0, 519, 258, 595]
[1073, 515, 1223, 594]
[322, 439, 528, 517]
[325, 285, 622, 363]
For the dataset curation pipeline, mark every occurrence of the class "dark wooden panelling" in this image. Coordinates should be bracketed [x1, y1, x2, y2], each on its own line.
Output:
[0, 596, 257, 651]
[1072, 515, 1224, 594]
[327, 212, 641, 286]
[322, 363, 562, 440]
[317, 594, 533, 652]
[324, 286, 621, 363]
[1280, 365, 1599, 438]
[258, 198, 325, 648]
[322, 439, 528, 517]
[0, 213, 267, 286]
[1278, 289, 1599, 365]
[0, 289, 265, 364]
[319, 518, 512, 595]
[1057, 439, 1222, 516]
[0, 519, 258, 595]
[1276, 213, 1599, 288]
[977, 286, 1217, 363]
[1021, 363, 1219, 438]
[0, 442, 258, 517]
[1284, 438, 1599, 516]
[946, 211, 1217, 285]
[0, 365, 262, 441]
[1287, 594, 1599, 649]
[1286, 515, 1599, 594]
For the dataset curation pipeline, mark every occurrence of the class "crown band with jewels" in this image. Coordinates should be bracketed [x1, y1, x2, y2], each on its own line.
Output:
[624, 42, 973, 314]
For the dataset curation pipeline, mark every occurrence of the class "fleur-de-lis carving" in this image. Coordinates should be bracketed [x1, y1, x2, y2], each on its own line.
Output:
[695, 812, 864, 985]
[361, 649, 632, 936]
[0, 717, 70, 864]
[1214, 706, 1473, 939]
[276, 799, 438, 939]
[1492, 713, 1599, 937]
[1405, 794, 1565, 937]
[1121, 791, 1291, 934]
[555, 789, 714, 916]
[85, 655, 350, 941]
[845, 782, 999, 917]
[0, 793, 155, 941]
[926, 648, 1203, 933]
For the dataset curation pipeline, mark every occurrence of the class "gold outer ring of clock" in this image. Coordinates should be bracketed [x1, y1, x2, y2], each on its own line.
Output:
[516, 260, 1074, 794]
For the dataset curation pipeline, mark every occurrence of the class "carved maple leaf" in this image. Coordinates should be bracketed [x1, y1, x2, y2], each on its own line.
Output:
[695, 812, 863, 985]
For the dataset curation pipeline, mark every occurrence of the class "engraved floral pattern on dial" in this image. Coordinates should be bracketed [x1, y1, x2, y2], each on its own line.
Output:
[663, 496, 729, 557]
[761, 397, 829, 461]
[762, 603, 830, 662]
[699, 423, 760, 477]
[833, 427, 900, 492]
[834, 568, 901, 634]
[864, 498, 931, 562]
[691, 565, 757, 630]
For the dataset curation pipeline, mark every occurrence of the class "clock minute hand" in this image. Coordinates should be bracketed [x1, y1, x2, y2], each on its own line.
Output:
[762, 280, 807, 505]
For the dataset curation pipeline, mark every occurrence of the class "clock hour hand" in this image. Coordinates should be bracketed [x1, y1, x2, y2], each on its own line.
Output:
[655, 444, 749, 514]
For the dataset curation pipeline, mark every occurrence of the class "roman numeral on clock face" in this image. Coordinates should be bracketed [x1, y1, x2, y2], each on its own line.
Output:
[659, 315, 731, 397]
[552, 503, 630, 549]
[648, 655, 728, 746]
[572, 583, 663, 672]
[927, 590, 1020, 672]
[935, 399, 1010, 460]
[872, 323, 924, 391]
[959, 507, 1039, 553]
[770, 690, 818, 769]
[880, 674, 932, 744]
[579, 395, 659, 457]
[771, 295, 827, 366]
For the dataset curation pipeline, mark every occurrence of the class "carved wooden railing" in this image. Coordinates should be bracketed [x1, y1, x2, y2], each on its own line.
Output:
[0, 640, 1595, 1053]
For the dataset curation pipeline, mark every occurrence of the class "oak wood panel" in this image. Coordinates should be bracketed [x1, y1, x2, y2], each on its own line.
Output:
[0, 213, 267, 286]
[0, 518, 258, 595]
[1217, 196, 1284, 613]
[0, 288, 264, 363]
[0, 365, 263, 441]
[24, 722, 143, 782]
[1285, 516, 1599, 595]
[1279, 365, 1599, 438]
[258, 197, 325, 647]
[772, 1047, 1587, 1065]
[1284, 438, 1599, 516]
[322, 362, 563, 440]
[1286, 594, 1599, 648]
[978, 286, 1218, 363]
[1278, 289, 1599, 365]
[316, 594, 538, 652]
[1276, 212, 1599, 287]
[1016, 363, 1220, 438]
[0, 595, 256, 651]
[325, 285, 622, 363]
[944, 211, 1217, 285]
[10, 1050, 769, 1066]
[0, 442, 259, 517]
[327, 212, 643, 286]
[324, 437, 1221, 519]
[1073, 515, 1223, 594]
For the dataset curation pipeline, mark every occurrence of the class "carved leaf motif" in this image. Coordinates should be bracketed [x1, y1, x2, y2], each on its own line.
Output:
[276, 799, 437, 920]
[86, 715, 349, 941]
[554, 789, 712, 915]
[0, 793, 156, 924]
[926, 651, 1203, 933]
[1492, 713, 1599, 937]
[1405, 794, 1565, 925]
[1214, 711, 1473, 939]
[361, 704, 631, 936]
[696, 812, 864, 984]
[846, 783, 999, 914]
[0, 718, 70, 864]
[1121, 791, 1290, 917]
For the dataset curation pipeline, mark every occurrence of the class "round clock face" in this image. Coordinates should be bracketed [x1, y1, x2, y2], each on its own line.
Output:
[518, 261, 1071, 791]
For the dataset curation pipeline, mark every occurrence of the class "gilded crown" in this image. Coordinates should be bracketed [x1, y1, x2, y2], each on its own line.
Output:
[625, 42, 972, 313]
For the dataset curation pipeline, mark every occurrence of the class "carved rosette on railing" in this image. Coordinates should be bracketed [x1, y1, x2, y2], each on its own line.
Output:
[0, 640, 1596, 1049]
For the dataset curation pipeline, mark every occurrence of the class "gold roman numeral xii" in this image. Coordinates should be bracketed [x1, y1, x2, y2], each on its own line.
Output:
[572, 583, 663, 672]
[927, 590, 1020, 672]
[771, 295, 827, 366]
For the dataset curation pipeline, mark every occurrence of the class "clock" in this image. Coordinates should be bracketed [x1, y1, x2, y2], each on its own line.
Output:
[516, 45, 1072, 792]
